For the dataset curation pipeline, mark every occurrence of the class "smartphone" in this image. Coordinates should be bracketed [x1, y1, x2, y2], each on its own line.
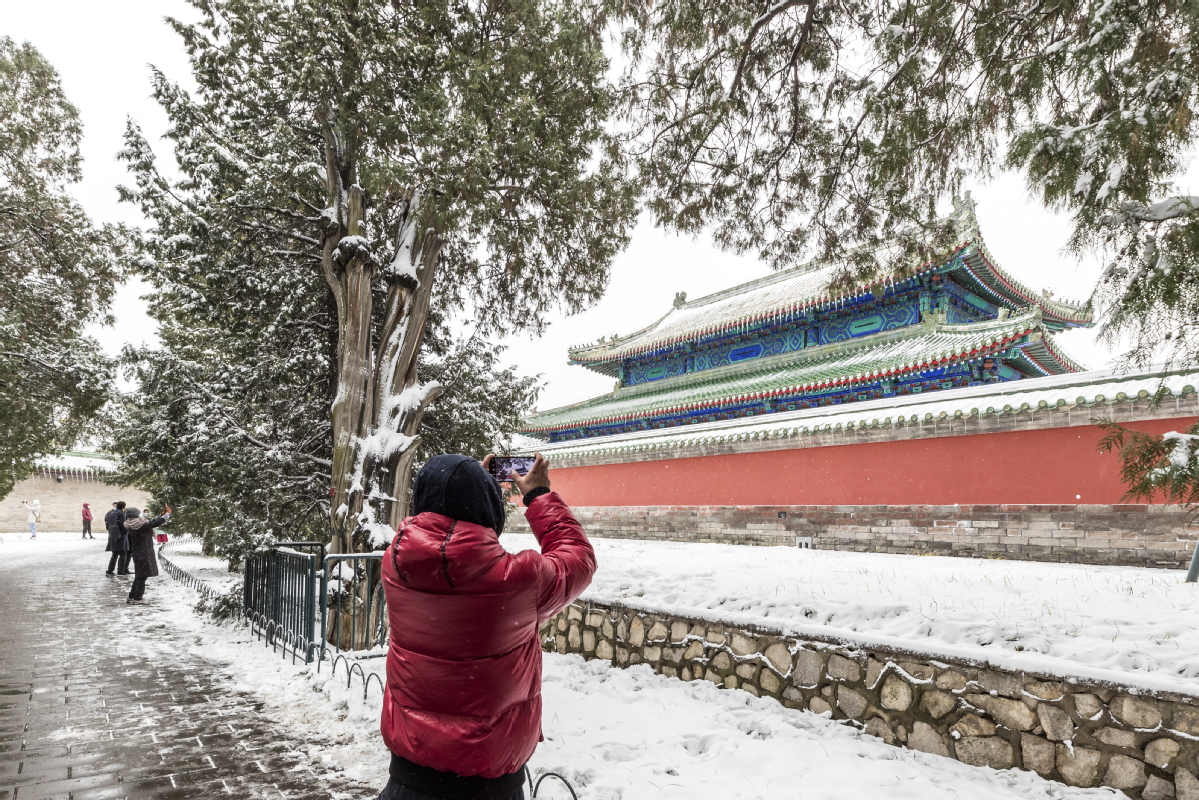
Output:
[489, 456, 536, 483]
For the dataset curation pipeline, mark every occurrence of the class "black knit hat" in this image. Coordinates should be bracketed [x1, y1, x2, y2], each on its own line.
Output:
[412, 455, 505, 535]
[124, 507, 141, 519]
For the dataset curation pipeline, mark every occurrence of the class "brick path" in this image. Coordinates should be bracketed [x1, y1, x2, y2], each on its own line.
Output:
[0, 541, 374, 799]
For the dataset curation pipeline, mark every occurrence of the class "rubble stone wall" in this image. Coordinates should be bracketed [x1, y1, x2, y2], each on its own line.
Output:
[510, 504, 1197, 569]
[542, 600, 1199, 799]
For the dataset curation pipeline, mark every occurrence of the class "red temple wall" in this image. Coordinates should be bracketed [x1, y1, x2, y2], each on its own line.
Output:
[545, 418, 1196, 507]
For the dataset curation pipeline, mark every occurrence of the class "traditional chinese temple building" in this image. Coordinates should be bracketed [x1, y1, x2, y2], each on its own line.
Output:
[514, 198, 1199, 567]
[524, 198, 1092, 443]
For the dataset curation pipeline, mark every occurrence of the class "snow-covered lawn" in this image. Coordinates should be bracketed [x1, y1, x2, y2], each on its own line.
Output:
[163, 537, 242, 592]
[7, 537, 1128, 797]
[501, 534, 1199, 696]
[134, 564, 1116, 799]
[14, 531, 1182, 796]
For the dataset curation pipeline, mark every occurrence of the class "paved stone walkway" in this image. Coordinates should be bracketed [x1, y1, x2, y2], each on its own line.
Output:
[0, 541, 374, 800]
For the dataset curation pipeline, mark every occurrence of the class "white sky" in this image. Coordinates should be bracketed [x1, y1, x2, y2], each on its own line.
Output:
[11, 1, 1187, 413]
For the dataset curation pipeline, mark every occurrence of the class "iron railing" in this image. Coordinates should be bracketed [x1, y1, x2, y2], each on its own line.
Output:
[243, 546, 321, 664]
[240, 544, 391, 668]
[321, 553, 387, 663]
[157, 537, 217, 597]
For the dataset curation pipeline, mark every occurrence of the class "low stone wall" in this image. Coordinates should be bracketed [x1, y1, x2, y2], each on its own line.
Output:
[541, 600, 1199, 799]
[510, 503, 1197, 568]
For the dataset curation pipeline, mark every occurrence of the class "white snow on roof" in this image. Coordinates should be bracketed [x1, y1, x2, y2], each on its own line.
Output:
[603, 260, 845, 350]
[35, 452, 116, 472]
[522, 366, 1199, 460]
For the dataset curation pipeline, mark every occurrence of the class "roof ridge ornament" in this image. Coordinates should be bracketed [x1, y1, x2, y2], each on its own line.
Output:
[673, 291, 687, 309]
[951, 190, 980, 236]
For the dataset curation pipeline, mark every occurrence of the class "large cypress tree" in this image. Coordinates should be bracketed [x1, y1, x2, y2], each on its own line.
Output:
[0, 38, 132, 500]
[116, 0, 636, 556]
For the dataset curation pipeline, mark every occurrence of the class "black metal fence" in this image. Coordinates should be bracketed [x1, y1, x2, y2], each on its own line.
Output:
[241, 543, 389, 667]
[157, 538, 217, 598]
[321, 553, 387, 661]
[243, 545, 322, 664]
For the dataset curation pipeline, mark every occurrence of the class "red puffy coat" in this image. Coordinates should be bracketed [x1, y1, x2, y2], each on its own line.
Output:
[380, 491, 596, 778]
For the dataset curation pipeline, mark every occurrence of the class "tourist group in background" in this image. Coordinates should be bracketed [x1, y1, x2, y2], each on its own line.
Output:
[11, 497, 170, 603]
[103, 500, 172, 605]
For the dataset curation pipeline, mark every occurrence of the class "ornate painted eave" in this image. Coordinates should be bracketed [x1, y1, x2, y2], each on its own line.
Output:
[523, 308, 1075, 436]
[518, 366, 1199, 462]
[566, 200, 1092, 374]
[566, 251, 954, 375]
[955, 244, 1093, 330]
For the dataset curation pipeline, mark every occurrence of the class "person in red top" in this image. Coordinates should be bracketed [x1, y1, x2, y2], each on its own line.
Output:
[378, 452, 596, 800]
[81, 503, 94, 539]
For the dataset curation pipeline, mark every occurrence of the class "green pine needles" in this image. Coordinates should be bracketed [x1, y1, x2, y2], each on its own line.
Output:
[113, 0, 636, 559]
[617, 0, 1198, 359]
[617, 0, 1199, 505]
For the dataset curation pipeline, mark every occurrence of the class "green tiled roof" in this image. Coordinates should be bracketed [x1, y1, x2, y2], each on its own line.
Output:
[567, 199, 1091, 369]
[518, 367, 1199, 461]
[524, 309, 1070, 434]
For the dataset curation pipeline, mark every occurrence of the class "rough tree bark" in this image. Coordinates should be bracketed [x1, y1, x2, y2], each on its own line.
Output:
[317, 120, 443, 561]
[315, 119, 444, 650]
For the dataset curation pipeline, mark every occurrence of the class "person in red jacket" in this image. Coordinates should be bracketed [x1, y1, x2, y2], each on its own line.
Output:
[82, 503, 94, 539]
[378, 452, 596, 800]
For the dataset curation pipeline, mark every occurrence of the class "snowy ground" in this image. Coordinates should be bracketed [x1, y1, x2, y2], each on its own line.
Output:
[502, 534, 1199, 696]
[149, 536, 1120, 798]
[164, 537, 242, 591]
[0, 529, 98, 544]
[147, 570, 1118, 798]
[0, 535, 1155, 797]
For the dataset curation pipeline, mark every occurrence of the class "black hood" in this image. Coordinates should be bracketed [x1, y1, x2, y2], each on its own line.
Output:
[412, 455, 505, 535]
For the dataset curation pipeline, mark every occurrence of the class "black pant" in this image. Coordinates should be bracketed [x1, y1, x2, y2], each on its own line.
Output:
[377, 779, 524, 800]
[107, 552, 130, 574]
[129, 574, 148, 600]
[83, 520, 92, 536]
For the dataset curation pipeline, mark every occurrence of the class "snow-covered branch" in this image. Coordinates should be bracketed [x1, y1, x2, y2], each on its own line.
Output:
[1105, 196, 1199, 227]
[1162, 431, 1199, 469]
[183, 375, 333, 467]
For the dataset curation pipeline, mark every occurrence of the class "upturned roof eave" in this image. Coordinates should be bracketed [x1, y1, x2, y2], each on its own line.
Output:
[564, 256, 948, 367]
[520, 309, 1066, 434]
[1010, 329, 1089, 376]
[568, 307, 679, 369]
[565, 209, 1094, 367]
[955, 245, 1094, 330]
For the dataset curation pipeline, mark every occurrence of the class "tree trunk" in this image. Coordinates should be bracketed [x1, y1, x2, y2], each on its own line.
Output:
[316, 123, 442, 647]
[325, 191, 442, 556]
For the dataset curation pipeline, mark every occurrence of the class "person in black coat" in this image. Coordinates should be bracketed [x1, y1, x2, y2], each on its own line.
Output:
[104, 502, 130, 575]
[125, 505, 171, 605]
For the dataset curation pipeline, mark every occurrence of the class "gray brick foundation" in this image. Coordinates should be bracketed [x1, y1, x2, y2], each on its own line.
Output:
[511, 503, 1197, 568]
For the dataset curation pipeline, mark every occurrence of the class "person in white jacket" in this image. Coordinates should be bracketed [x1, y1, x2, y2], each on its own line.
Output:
[20, 500, 41, 538]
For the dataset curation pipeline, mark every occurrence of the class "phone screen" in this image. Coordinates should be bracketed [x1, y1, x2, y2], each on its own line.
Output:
[489, 456, 536, 483]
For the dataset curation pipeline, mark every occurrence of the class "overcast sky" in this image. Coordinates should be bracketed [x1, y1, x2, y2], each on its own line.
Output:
[9, 2, 1189, 412]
